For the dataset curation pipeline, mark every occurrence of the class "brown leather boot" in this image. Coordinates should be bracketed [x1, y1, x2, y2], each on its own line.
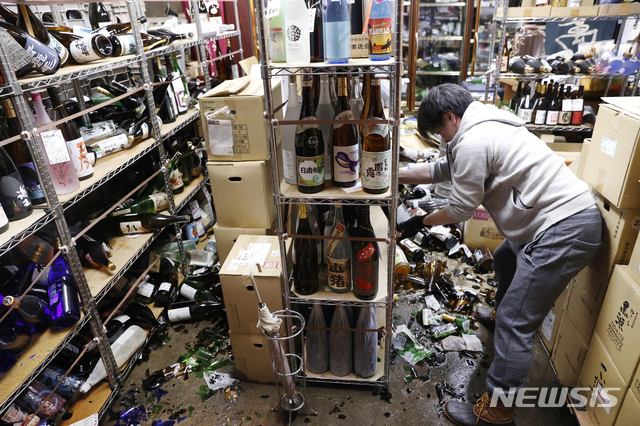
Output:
[444, 392, 515, 426]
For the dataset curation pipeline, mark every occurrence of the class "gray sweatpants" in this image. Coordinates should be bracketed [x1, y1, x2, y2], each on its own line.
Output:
[486, 206, 602, 394]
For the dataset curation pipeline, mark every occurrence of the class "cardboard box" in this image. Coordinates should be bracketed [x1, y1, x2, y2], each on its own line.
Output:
[219, 235, 283, 334]
[577, 139, 591, 181]
[462, 207, 506, 252]
[496, 6, 551, 18]
[547, 142, 582, 165]
[577, 333, 628, 426]
[540, 286, 570, 352]
[200, 76, 282, 162]
[207, 160, 276, 228]
[583, 98, 640, 209]
[551, 6, 599, 18]
[599, 3, 640, 17]
[564, 265, 609, 345]
[631, 360, 640, 403]
[590, 190, 640, 278]
[615, 390, 640, 426]
[551, 313, 589, 386]
[213, 223, 272, 265]
[229, 332, 275, 384]
[628, 232, 640, 285]
[594, 265, 640, 384]
[351, 34, 368, 58]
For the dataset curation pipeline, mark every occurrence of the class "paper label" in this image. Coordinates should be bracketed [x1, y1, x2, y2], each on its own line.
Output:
[171, 75, 188, 111]
[541, 310, 555, 342]
[546, 111, 559, 125]
[170, 168, 184, 190]
[115, 315, 131, 324]
[283, 149, 295, 180]
[67, 137, 93, 178]
[368, 17, 392, 56]
[328, 257, 351, 291]
[357, 243, 377, 262]
[48, 35, 68, 62]
[562, 99, 572, 111]
[308, 8, 316, 32]
[68, 414, 99, 426]
[361, 149, 391, 190]
[266, 0, 281, 18]
[596, 383, 612, 414]
[297, 154, 324, 187]
[23, 36, 59, 74]
[632, 215, 640, 231]
[600, 135, 618, 158]
[333, 145, 359, 183]
[327, 222, 346, 256]
[363, 122, 389, 138]
[449, 243, 473, 258]
[1, 404, 27, 423]
[271, 250, 281, 257]
[70, 37, 103, 63]
[80, 120, 117, 141]
[517, 108, 533, 123]
[137, 282, 155, 298]
[41, 129, 72, 165]
[572, 98, 584, 112]
[296, 116, 321, 134]
[227, 242, 272, 271]
[149, 192, 169, 212]
[119, 220, 144, 234]
[94, 133, 129, 158]
[115, 35, 136, 55]
[558, 110, 572, 125]
[159, 282, 172, 292]
[533, 111, 547, 125]
[208, 118, 234, 156]
[168, 307, 191, 322]
[333, 110, 354, 129]
[0, 29, 33, 72]
[180, 284, 198, 300]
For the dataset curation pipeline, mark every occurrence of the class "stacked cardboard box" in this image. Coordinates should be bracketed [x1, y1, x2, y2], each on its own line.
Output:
[219, 235, 284, 383]
[200, 76, 282, 263]
[542, 98, 640, 387]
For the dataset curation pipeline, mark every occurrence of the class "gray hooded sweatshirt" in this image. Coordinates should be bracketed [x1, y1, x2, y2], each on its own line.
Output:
[429, 101, 594, 244]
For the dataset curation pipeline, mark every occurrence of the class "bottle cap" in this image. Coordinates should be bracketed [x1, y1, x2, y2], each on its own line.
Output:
[2, 295, 16, 307]
[107, 262, 117, 272]
[371, 79, 380, 86]
[30, 245, 44, 263]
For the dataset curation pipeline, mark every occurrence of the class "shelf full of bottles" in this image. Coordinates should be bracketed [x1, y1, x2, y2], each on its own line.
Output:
[487, 0, 640, 106]
[0, 0, 241, 423]
[257, 0, 403, 386]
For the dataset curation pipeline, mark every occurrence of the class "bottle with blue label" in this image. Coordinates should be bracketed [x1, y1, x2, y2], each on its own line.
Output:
[367, 0, 392, 61]
[37, 365, 85, 401]
[324, 0, 350, 64]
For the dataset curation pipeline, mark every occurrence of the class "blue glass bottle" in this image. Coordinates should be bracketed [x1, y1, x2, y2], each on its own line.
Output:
[324, 0, 350, 64]
[47, 254, 81, 329]
[368, 0, 392, 61]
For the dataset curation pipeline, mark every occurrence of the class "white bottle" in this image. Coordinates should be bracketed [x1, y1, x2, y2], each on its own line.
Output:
[284, 0, 310, 65]
[282, 77, 301, 185]
[349, 76, 364, 121]
[79, 325, 146, 394]
[316, 75, 334, 180]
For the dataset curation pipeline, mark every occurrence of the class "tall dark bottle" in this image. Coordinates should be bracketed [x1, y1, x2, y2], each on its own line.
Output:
[154, 258, 179, 307]
[2, 99, 46, 206]
[293, 204, 319, 295]
[296, 79, 325, 193]
[0, 22, 61, 77]
[558, 86, 573, 125]
[332, 76, 359, 188]
[361, 78, 390, 194]
[76, 234, 116, 271]
[167, 301, 223, 322]
[153, 57, 178, 124]
[532, 82, 548, 125]
[15, 380, 66, 422]
[308, 0, 324, 62]
[47, 87, 94, 180]
[510, 81, 523, 112]
[352, 206, 379, 300]
[89, 2, 111, 31]
[545, 84, 560, 126]
[351, 0, 364, 34]
[48, 240, 81, 329]
[0, 143, 32, 221]
[16, 4, 69, 65]
[3, 295, 51, 327]
[571, 86, 584, 125]
[0, 309, 32, 351]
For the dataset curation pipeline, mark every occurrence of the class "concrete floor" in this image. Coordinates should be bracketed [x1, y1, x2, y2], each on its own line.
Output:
[103, 295, 576, 426]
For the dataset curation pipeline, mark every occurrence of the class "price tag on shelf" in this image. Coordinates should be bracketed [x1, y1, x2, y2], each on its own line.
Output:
[41, 129, 72, 165]
[309, 8, 316, 32]
[266, 0, 281, 19]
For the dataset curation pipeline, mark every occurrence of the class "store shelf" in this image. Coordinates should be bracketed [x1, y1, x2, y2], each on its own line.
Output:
[279, 180, 392, 206]
[268, 58, 396, 76]
[419, 36, 463, 41]
[0, 313, 90, 414]
[304, 337, 386, 385]
[0, 209, 54, 258]
[59, 382, 112, 426]
[59, 108, 200, 209]
[420, 2, 466, 6]
[290, 206, 389, 307]
[526, 124, 594, 132]
[495, 13, 640, 23]
[499, 72, 627, 80]
[415, 70, 461, 76]
[174, 174, 208, 212]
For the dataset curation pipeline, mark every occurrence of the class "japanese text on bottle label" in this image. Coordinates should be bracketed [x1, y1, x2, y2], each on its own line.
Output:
[327, 222, 346, 256]
[119, 220, 144, 234]
[361, 149, 391, 190]
[333, 145, 359, 182]
[41, 129, 71, 165]
[69, 37, 103, 63]
[328, 257, 351, 290]
[297, 155, 324, 187]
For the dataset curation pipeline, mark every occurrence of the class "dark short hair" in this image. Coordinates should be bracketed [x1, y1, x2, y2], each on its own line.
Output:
[417, 84, 474, 137]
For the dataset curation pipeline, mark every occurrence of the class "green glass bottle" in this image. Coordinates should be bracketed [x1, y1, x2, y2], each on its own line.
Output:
[110, 192, 170, 217]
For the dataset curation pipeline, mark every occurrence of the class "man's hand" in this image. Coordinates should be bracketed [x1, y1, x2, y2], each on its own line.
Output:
[398, 215, 426, 239]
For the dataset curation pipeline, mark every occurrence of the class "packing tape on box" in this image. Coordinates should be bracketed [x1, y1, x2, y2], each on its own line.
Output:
[596, 168, 607, 193]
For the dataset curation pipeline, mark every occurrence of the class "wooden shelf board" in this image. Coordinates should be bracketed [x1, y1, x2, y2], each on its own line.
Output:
[280, 180, 391, 202]
[0, 209, 47, 250]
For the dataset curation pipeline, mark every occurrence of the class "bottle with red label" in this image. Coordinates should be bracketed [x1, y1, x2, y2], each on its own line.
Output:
[367, 0, 392, 61]
[352, 206, 379, 300]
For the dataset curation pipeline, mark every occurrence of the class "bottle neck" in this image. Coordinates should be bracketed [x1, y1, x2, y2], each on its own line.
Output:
[301, 83, 315, 116]
[318, 77, 331, 104]
[333, 206, 344, 225]
[359, 206, 372, 230]
[288, 83, 300, 108]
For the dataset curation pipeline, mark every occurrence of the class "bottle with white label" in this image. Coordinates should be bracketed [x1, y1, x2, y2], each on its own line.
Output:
[167, 301, 224, 323]
[87, 130, 134, 159]
[316, 75, 334, 180]
[268, 0, 286, 62]
[80, 325, 147, 394]
[51, 32, 113, 65]
[284, 0, 310, 65]
[110, 192, 170, 216]
[153, 258, 179, 307]
[30, 92, 80, 195]
[47, 87, 94, 180]
[327, 205, 352, 293]
[332, 76, 359, 187]
[135, 278, 157, 305]
[361, 78, 390, 194]
[178, 280, 216, 301]
[282, 76, 301, 185]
